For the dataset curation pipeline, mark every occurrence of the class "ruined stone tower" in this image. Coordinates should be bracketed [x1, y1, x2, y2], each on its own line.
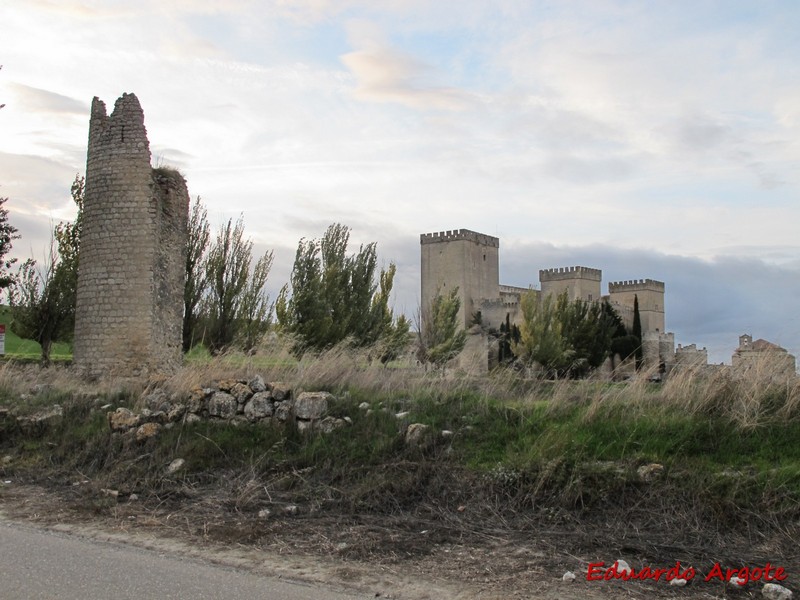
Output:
[420, 229, 500, 329]
[73, 93, 189, 378]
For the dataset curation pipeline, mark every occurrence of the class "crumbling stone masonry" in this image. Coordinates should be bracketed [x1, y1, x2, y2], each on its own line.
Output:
[74, 93, 189, 378]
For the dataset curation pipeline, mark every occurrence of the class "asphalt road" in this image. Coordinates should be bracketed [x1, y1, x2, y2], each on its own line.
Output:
[0, 520, 368, 600]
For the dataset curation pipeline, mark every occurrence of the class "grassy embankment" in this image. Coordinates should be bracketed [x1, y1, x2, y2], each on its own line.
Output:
[1, 343, 798, 537]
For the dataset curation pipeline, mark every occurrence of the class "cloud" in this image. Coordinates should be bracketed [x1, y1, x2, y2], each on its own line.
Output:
[341, 21, 472, 111]
[543, 155, 635, 184]
[8, 83, 87, 115]
[342, 48, 471, 110]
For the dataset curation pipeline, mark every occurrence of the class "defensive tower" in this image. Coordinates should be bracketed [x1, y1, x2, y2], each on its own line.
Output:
[608, 279, 665, 334]
[420, 229, 500, 328]
[539, 266, 602, 302]
[73, 93, 189, 378]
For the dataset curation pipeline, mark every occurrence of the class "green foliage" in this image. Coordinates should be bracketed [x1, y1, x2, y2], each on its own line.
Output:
[0, 306, 70, 359]
[0, 196, 21, 290]
[514, 291, 619, 378]
[9, 250, 73, 365]
[632, 294, 643, 369]
[513, 291, 569, 376]
[50, 174, 84, 341]
[236, 250, 274, 352]
[417, 287, 467, 367]
[378, 313, 411, 364]
[203, 215, 273, 354]
[183, 196, 210, 352]
[497, 313, 520, 365]
[276, 223, 401, 353]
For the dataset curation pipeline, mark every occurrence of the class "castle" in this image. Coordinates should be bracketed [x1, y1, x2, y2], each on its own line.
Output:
[420, 228, 797, 376]
[421, 228, 673, 371]
[73, 93, 189, 378]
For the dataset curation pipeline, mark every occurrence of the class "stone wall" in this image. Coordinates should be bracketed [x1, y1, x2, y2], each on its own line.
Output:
[73, 93, 189, 378]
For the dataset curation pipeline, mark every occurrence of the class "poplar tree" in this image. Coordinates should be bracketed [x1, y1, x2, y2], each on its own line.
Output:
[276, 223, 402, 354]
[203, 215, 273, 353]
[183, 196, 210, 351]
[0, 196, 20, 289]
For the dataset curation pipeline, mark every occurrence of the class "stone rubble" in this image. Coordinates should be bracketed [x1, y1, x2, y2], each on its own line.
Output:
[105, 377, 361, 441]
[763, 583, 793, 600]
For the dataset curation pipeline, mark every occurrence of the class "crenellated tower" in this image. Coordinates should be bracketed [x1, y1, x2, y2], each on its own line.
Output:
[420, 229, 500, 329]
[539, 266, 602, 302]
[607, 279, 665, 334]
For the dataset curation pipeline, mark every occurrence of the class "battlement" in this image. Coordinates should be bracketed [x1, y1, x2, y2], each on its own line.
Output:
[608, 279, 665, 293]
[499, 284, 530, 295]
[480, 298, 520, 309]
[420, 229, 499, 248]
[539, 266, 601, 282]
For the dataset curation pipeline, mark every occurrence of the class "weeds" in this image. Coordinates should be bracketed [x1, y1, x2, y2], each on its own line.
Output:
[1, 341, 799, 538]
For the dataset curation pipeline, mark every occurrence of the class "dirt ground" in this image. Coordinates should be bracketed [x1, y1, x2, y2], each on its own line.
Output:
[0, 481, 793, 599]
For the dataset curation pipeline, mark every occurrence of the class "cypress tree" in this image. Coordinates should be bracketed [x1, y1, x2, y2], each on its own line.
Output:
[632, 294, 643, 370]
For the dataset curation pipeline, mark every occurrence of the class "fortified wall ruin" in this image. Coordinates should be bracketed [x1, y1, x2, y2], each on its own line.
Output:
[73, 93, 189, 378]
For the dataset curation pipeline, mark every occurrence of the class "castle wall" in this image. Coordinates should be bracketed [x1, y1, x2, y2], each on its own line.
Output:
[420, 229, 499, 329]
[74, 93, 188, 378]
[539, 266, 601, 302]
[674, 343, 708, 369]
[608, 279, 665, 333]
[643, 331, 674, 372]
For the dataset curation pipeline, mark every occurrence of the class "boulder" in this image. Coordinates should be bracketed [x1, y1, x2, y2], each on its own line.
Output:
[296, 420, 314, 435]
[208, 392, 237, 419]
[405, 423, 432, 447]
[108, 407, 140, 431]
[270, 382, 292, 401]
[637, 463, 665, 482]
[142, 389, 168, 411]
[135, 422, 162, 442]
[230, 382, 253, 405]
[248, 375, 268, 393]
[186, 387, 212, 414]
[244, 392, 273, 421]
[216, 379, 239, 392]
[167, 403, 187, 423]
[184, 413, 202, 425]
[273, 401, 293, 422]
[763, 583, 793, 600]
[165, 458, 185, 475]
[293, 391, 333, 420]
[318, 416, 346, 434]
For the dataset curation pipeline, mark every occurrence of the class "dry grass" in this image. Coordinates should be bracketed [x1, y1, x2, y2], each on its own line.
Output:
[2, 337, 797, 433]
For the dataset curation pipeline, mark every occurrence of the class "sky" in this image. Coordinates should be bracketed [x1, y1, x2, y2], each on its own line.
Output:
[1, 0, 798, 364]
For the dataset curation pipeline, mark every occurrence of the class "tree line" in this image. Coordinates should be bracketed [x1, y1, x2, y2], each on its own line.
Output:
[2, 178, 418, 365]
[2, 175, 642, 377]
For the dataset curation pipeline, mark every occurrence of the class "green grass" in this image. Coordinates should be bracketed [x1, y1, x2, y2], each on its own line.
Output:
[1, 354, 799, 528]
[0, 306, 72, 360]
